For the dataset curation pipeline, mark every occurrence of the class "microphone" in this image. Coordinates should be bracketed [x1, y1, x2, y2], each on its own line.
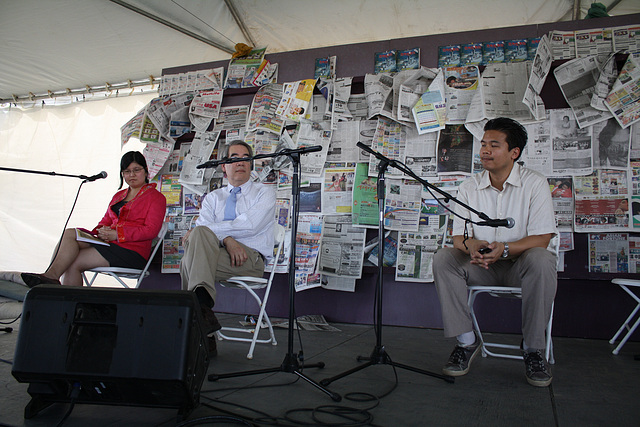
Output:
[197, 157, 227, 169]
[83, 171, 108, 182]
[356, 141, 398, 166]
[477, 218, 515, 228]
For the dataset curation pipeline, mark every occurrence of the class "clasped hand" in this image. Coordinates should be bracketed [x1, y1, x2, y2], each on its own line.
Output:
[96, 226, 116, 242]
[469, 240, 503, 269]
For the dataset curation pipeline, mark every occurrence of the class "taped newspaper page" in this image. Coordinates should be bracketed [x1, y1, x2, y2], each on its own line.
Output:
[322, 167, 355, 215]
[604, 55, 640, 129]
[319, 215, 366, 279]
[247, 83, 284, 135]
[395, 214, 446, 282]
[179, 131, 220, 186]
[588, 233, 632, 273]
[352, 163, 378, 228]
[523, 35, 552, 120]
[554, 55, 612, 129]
[384, 179, 422, 232]
[574, 169, 631, 232]
[550, 110, 593, 176]
[443, 66, 480, 124]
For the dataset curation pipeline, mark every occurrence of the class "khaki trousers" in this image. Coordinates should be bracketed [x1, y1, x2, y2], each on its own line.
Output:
[180, 226, 265, 304]
[433, 246, 557, 350]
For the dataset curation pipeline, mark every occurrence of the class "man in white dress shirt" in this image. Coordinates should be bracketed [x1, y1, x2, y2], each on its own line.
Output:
[432, 118, 557, 387]
[180, 140, 276, 351]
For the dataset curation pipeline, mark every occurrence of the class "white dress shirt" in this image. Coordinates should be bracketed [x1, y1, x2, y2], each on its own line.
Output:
[196, 180, 276, 259]
[452, 163, 557, 252]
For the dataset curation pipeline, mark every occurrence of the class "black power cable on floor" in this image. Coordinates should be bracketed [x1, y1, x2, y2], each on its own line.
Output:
[192, 361, 400, 426]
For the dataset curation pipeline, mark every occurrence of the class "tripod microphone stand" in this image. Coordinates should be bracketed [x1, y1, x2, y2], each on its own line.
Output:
[321, 142, 515, 388]
[198, 146, 341, 402]
[321, 146, 453, 387]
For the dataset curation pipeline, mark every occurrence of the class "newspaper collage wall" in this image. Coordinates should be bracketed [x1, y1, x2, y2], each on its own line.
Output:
[120, 23, 640, 290]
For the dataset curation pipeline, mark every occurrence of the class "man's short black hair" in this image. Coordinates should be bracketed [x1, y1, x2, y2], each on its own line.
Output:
[484, 117, 528, 160]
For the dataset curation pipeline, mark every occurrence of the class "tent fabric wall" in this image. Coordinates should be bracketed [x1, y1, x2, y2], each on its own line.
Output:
[0, 93, 155, 273]
[2, 0, 640, 102]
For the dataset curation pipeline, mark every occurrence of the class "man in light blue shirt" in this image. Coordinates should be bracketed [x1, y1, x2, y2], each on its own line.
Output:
[180, 140, 275, 350]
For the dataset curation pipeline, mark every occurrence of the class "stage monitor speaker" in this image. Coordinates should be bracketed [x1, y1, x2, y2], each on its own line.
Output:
[12, 285, 209, 421]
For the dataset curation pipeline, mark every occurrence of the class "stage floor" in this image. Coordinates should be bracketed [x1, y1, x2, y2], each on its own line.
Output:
[1, 311, 639, 426]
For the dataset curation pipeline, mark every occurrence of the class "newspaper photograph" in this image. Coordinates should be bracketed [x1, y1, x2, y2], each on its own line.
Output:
[436, 124, 474, 175]
[588, 233, 631, 273]
[553, 55, 612, 129]
[520, 116, 553, 176]
[550, 109, 593, 176]
[297, 121, 332, 176]
[188, 89, 223, 132]
[604, 55, 640, 129]
[574, 169, 630, 232]
[224, 47, 267, 89]
[364, 73, 394, 119]
[275, 79, 316, 122]
[318, 215, 366, 278]
[322, 167, 355, 215]
[476, 61, 537, 123]
[326, 121, 360, 163]
[549, 30, 576, 61]
[161, 215, 192, 273]
[523, 35, 552, 120]
[548, 177, 575, 231]
[327, 77, 354, 125]
[395, 215, 446, 282]
[396, 67, 439, 125]
[404, 127, 438, 178]
[575, 28, 613, 58]
[213, 105, 249, 132]
[347, 93, 368, 120]
[143, 136, 175, 180]
[368, 117, 406, 178]
[352, 163, 378, 228]
[384, 179, 422, 232]
[295, 214, 323, 292]
[558, 231, 574, 252]
[247, 83, 284, 135]
[443, 66, 480, 124]
[612, 25, 640, 54]
[179, 131, 220, 186]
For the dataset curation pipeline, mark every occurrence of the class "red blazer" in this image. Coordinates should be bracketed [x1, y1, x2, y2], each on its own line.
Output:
[92, 183, 166, 260]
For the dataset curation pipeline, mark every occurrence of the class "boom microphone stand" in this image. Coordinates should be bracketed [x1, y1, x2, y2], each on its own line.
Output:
[0, 166, 108, 182]
[197, 146, 341, 402]
[321, 142, 514, 387]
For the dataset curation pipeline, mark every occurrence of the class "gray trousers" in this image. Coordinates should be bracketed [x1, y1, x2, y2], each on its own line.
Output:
[180, 226, 265, 304]
[433, 247, 557, 350]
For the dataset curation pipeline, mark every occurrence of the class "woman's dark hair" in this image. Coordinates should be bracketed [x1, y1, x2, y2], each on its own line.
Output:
[484, 117, 528, 160]
[119, 151, 149, 189]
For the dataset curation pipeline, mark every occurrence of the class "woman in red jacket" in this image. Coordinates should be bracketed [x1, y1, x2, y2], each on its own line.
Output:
[22, 151, 166, 287]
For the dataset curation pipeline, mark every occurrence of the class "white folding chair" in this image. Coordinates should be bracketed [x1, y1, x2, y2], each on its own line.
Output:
[468, 287, 555, 364]
[467, 240, 559, 364]
[82, 222, 168, 289]
[215, 224, 285, 359]
[609, 278, 640, 355]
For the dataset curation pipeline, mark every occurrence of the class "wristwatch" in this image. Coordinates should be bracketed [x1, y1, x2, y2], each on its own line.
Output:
[501, 242, 510, 258]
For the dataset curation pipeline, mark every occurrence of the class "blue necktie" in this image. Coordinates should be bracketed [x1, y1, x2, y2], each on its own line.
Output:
[224, 187, 241, 220]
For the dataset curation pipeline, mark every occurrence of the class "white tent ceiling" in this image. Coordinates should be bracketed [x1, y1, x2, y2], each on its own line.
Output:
[1, 0, 640, 103]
